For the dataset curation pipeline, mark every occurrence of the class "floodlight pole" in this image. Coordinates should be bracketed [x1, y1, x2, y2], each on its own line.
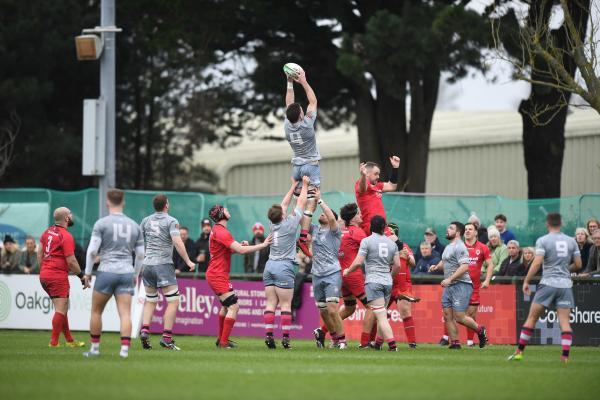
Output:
[99, 0, 116, 217]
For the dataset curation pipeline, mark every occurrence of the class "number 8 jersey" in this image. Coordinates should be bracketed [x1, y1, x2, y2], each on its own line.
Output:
[536, 232, 580, 288]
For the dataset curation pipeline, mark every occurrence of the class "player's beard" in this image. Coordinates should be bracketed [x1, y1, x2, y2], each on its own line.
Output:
[446, 232, 454, 240]
[67, 219, 74, 227]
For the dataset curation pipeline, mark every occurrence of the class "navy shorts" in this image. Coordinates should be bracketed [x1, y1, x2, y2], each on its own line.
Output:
[263, 259, 296, 289]
[142, 264, 177, 288]
[441, 281, 473, 312]
[94, 271, 135, 296]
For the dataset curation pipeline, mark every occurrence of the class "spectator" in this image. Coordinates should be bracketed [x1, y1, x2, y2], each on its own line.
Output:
[413, 241, 442, 275]
[487, 227, 508, 274]
[581, 229, 600, 277]
[468, 213, 488, 245]
[174, 226, 198, 274]
[195, 219, 212, 272]
[1, 235, 21, 274]
[244, 222, 270, 273]
[574, 227, 592, 272]
[415, 227, 445, 261]
[495, 214, 517, 244]
[499, 240, 525, 276]
[586, 218, 599, 236]
[19, 236, 40, 274]
[522, 246, 540, 276]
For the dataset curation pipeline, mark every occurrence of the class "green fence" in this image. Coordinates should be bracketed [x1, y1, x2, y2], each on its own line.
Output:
[1, 188, 599, 272]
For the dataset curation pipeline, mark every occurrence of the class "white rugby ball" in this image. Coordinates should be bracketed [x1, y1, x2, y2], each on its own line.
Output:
[283, 62, 303, 79]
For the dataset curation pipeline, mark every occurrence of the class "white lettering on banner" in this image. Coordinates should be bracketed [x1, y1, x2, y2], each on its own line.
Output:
[178, 287, 218, 318]
[539, 307, 600, 324]
[0, 275, 123, 331]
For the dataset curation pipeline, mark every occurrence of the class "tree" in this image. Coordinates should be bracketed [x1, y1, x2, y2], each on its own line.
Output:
[234, 1, 490, 192]
[490, 0, 592, 198]
[0, 111, 20, 180]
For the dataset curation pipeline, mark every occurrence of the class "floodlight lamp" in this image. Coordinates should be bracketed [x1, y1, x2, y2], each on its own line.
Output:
[75, 34, 103, 60]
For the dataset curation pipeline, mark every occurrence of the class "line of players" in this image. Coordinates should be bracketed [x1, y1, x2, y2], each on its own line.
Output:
[36, 68, 581, 362]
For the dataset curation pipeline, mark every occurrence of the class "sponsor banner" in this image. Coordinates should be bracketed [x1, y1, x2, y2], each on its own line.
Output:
[0, 275, 122, 331]
[149, 279, 321, 338]
[516, 283, 600, 346]
[343, 284, 516, 344]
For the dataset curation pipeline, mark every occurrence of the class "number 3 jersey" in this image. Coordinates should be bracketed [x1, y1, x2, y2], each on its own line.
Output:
[535, 232, 580, 288]
[92, 213, 144, 273]
[40, 225, 76, 278]
[284, 110, 321, 166]
[358, 233, 399, 286]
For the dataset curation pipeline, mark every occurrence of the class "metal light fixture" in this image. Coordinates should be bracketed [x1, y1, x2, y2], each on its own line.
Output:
[74, 26, 121, 61]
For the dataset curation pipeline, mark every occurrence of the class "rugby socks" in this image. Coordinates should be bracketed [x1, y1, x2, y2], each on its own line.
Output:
[375, 335, 384, 347]
[218, 314, 226, 339]
[369, 323, 378, 342]
[451, 340, 461, 347]
[90, 334, 101, 352]
[517, 326, 534, 352]
[333, 333, 346, 346]
[162, 329, 173, 344]
[281, 311, 292, 338]
[140, 324, 150, 336]
[220, 317, 235, 346]
[50, 312, 64, 346]
[264, 311, 275, 337]
[62, 313, 74, 342]
[330, 331, 339, 346]
[386, 338, 397, 351]
[299, 230, 309, 244]
[360, 331, 371, 347]
[402, 316, 416, 344]
[442, 325, 449, 342]
[561, 331, 573, 360]
[120, 336, 131, 356]
[466, 326, 475, 344]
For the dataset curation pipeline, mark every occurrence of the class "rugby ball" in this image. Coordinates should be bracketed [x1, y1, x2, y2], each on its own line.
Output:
[283, 63, 303, 79]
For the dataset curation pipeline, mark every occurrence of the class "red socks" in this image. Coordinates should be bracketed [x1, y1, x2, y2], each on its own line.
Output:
[264, 311, 275, 336]
[360, 332, 371, 347]
[218, 314, 226, 338]
[369, 323, 378, 342]
[61, 313, 74, 342]
[220, 317, 235, 346]
[50, 312, 64, 345]
[403, 316, 416, 343]
[281, 311, 292, 338]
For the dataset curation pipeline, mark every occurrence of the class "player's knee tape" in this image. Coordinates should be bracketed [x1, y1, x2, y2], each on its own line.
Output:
[372, 305, 386, 314]
[316, 302, 327, 309]
[146, 293, 159, 303]
[164, 289, 180, 302]
[326, 297, 339, 304]
[303, 211, 313, 218]
[221, 294, 238, 307]
[344, 299, 357, 307]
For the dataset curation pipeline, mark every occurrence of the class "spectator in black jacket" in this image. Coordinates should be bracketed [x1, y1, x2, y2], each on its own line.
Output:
[574, 227, 592, 272]
[413, 242, 442, 275]
[499, 240, 525, 276]
[174, 226, 197, 274]
[415, 227, 445, 262]
[195, 219, 211, 272]
[581, 230, 600, 277]
[244, 222, 270, 273]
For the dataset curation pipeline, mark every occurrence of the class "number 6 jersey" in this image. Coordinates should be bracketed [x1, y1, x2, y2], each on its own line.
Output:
[358, 233, 399, 286]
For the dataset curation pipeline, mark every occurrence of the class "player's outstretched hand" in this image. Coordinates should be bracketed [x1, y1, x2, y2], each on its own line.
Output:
[389, 156, 401, 168]
[294, 69, 307, 84]
[187, 260, 196, 271]
[302, 175, 311, 186]
[359, 162, 367, 176]
[83, 275, 92, 289]
[264, 234, 273, 246]
[522, 282, 531, 296]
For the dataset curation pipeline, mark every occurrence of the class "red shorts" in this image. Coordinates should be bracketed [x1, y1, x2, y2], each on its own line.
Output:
[341, 270, 365, 299]
[469, 288, 480, 306]
[206, 274, 233, 296]
[40, 276, 70, 298]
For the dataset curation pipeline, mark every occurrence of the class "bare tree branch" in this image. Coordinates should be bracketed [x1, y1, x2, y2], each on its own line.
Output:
[0, 111, 21, 179]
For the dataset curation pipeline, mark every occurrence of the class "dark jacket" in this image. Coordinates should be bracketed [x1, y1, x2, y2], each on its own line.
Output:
[415, 238, 445, 262]
[578, 241, 592, 272]
[499, 254, 526, 276]
[585, 245, 600, 275]
[195, 233, 210, 272]
[244, 236, 270, 273]
[477, 227, 488, 245]
[173, 238, 198, 272]
[413, 253, 442, 275]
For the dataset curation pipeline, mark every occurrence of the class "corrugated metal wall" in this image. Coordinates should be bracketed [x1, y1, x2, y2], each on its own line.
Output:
[224, 133, 600, 197]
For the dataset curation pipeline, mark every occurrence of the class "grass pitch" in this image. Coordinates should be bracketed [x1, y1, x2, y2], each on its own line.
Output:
[1, 330, 599, 400]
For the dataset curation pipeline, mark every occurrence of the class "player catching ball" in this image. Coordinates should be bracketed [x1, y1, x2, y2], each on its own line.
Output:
[207, 204, 272, 349]
[283, 64, 319, 257]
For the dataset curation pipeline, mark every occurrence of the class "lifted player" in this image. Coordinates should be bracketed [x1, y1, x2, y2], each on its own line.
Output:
[345, 215, 400, 351]
[207, 204, 272, 349]
[263, 176, 310, 349]
[429, 222, 488, 349]
[509, 213, 581, 363]
[284, 68, 319, 258]
[83, 189, 144, 358]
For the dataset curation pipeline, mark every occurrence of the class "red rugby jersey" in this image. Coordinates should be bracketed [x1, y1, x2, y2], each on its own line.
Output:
[39, 225, 75, 278]
[465, 240, 491, 289]
[355, 179, 386, 234]
[207, 223, 235, 277]
[338, 225, 367, 271]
